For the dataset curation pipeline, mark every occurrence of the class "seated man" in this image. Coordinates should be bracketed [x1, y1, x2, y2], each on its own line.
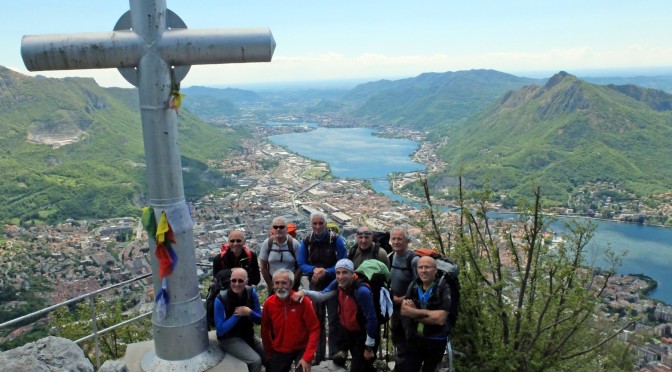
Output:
[262, 269, 320, 372]
[294, 259, 378, 372]
[400, 256, 452, 372]
[214, 268, 265, 372]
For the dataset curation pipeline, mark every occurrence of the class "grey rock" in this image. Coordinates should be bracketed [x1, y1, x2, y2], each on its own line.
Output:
[311, 360, 348, 372]
[0, 336, 94, 372]
[99, 359, 129, 372]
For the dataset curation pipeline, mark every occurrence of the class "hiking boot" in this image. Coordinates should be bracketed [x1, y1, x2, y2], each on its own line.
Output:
[332, 351, 347, 367]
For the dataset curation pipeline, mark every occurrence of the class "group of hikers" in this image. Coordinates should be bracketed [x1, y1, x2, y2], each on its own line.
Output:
[208, 212, 455, 372]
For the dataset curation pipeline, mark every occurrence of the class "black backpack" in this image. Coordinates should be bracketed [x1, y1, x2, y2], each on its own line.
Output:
[372, 231, 392, 254]
[205, 268, 231, 330]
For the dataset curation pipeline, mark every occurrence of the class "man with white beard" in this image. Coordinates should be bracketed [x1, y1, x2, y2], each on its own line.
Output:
[261, 269, 320, 371]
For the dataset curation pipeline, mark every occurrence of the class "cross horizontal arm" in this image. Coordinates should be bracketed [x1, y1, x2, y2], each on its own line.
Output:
[22, 31, 141, 71]
[157, 28, 275, 66]
[21, 28, 275, 72]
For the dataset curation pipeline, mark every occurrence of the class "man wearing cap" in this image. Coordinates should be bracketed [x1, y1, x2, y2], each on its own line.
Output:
[213, 230, 261, 286]
[215, 268, 265, 372]
[262, 269, 320, 372]
[294, 259, 378, 372]
[260, 217, 302, 291]
[401, 256, 452, 371]
[347, 226, 390, 269]
[298, 212, 347, 364]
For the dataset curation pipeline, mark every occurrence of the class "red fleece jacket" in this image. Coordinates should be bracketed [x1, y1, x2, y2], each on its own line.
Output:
[261, 291, 320, 363]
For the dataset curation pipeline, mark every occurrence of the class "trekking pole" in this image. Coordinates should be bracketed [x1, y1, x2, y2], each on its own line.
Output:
[385, 321, 390, 362]
[446, 338, 454, 372]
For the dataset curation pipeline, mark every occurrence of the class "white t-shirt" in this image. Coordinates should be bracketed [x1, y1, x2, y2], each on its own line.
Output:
[259, 237, 301, 275]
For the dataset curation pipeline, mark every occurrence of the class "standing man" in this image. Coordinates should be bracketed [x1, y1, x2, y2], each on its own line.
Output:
[295, 259, 378, 372]
[400, 256, 452, 372]
[214, 268, 265, 372]
[262, 269, 320, 372]
[260, 217, 302, 291]
[347, 226, 391, 269]
[388, 226, 420, 369]
[298, 212, 347, 364]
[213, 230, 261, 286]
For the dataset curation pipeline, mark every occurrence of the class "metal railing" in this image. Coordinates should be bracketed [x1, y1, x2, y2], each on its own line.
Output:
[0, 272, 153, 370]
[1, 263, 216, 369]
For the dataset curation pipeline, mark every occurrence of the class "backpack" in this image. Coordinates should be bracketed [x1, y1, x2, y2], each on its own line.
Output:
[346, 243, 380, 262]
[206, 268, 232, 330]
[208, 285, 256, 334]
[372, 231, 393, 254]
[393, 248, 461, 330]
[326, 221, 340, 234]
[267, 237, 297, 270]
[304, 230, 340, 266]
[353, 259, 392, 325]
[287, 223, 297, 238]
[221, 243, 253, 262]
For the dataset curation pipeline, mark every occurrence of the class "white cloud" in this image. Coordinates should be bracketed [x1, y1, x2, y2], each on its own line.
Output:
[11, 45, 672, 88]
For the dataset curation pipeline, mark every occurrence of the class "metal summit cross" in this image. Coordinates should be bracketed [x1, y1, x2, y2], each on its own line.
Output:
[21, 1, 275, 370]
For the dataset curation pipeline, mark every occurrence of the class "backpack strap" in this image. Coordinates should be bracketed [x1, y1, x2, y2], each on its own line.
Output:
[243, 248, 253, 262]
[221, 244, 253, 262]
[347, 244, 358, 261]
[304, 232, 339, 266]
[220, 286, 256, 315]
[389, 251, 417, 272]
[268, 237, 298, 270]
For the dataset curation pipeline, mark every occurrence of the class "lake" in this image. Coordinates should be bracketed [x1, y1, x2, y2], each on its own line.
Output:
[268, 126, 672, 304]
[269, 127, 425, 201]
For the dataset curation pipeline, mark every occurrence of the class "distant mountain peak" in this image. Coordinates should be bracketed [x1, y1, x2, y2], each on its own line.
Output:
[544, 71, 577, 90]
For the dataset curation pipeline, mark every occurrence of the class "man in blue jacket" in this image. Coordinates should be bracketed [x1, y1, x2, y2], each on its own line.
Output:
[298, 212, 347, 364]
[295, 259, 378, 371]
[215, 268, 265, 372]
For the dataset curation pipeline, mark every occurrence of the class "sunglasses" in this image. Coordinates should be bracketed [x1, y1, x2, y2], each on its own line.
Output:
[229, 239, 243, 243]
[272, 225, 286, 230]
[230, 278, 245, 284]
[357, 231, 373, 236]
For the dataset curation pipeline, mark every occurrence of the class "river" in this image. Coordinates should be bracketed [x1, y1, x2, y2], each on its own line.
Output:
[268, 126, 672, 304]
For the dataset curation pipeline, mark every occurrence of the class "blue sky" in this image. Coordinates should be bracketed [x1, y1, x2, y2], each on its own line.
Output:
[2, 0, 671, 88]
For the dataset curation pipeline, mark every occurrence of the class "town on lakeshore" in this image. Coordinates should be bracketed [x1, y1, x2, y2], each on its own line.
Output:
[2, 122, 672, 369]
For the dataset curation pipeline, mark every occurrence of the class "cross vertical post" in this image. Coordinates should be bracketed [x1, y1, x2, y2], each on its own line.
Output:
[21, 0, 275, 370]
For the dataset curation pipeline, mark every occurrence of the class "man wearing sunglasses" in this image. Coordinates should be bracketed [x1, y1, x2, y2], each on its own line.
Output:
[298, 212, 347, 365]
[214, 268, 265, 372]
[213, 230, 261, 286]
[347, 226, 390, 270]
[259, 217, 302, 292]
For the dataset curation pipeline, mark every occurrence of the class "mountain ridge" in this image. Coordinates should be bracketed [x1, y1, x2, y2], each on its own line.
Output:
[431, 71, 672, 202]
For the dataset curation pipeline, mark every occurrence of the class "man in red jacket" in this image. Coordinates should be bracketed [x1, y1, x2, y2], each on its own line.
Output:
[262, 268, 320, 371]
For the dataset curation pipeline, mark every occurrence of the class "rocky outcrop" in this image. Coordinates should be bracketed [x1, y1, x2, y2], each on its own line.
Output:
[0, 336, 93, 372]
[99, 359, 129, 372]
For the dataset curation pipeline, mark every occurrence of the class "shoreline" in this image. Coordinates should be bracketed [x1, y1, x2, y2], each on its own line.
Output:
[264, 122, 672, 232]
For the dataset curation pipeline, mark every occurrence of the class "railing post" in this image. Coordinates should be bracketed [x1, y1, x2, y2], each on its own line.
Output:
[89, 295, 101, 370]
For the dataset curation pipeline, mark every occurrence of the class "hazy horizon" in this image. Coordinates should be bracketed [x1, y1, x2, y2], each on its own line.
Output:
[2, 1, 671, 88]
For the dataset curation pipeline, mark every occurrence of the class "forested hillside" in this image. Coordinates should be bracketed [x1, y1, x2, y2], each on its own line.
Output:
[428, 71, 672, 204]
[0, 66, 244, 225]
